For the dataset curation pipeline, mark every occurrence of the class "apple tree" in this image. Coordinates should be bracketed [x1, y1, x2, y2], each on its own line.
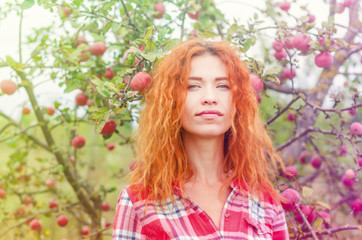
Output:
[0, 0, 361, 239]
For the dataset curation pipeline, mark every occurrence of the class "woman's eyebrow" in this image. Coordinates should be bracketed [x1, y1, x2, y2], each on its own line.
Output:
[188, 76, 228, 81]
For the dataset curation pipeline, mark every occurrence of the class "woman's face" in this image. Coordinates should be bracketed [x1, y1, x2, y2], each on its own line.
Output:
[181, 54, 232, 138]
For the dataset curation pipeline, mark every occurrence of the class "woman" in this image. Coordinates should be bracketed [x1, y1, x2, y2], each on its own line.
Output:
[113, 39, 289, 240]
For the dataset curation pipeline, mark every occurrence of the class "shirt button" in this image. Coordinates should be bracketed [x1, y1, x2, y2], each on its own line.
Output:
[225, 213, 230, 218]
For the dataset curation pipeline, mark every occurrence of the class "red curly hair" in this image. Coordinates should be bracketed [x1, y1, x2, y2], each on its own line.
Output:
[129, 38, 285, 204]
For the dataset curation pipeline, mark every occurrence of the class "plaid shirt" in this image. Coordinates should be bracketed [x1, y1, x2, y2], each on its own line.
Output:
[113, 180, 289, 240]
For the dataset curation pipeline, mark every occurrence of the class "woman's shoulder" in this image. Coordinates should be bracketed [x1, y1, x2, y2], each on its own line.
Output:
[118, 183, 153, 205]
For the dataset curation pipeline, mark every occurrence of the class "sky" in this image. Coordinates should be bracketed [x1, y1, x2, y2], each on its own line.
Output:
[0, 0, 354, 120]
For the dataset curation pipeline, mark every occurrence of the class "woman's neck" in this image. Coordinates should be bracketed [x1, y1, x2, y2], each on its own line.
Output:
[183, 132, 226, 186]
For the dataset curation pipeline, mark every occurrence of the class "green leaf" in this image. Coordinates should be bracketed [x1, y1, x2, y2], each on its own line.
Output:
[21, 0, 35, 10]
[163, 39, 180, 51]
[264, 67, 281, 76]
[312, 201, 330, 210]
[104, 82, 118, 92]
[111, 22, 122, 32]
[145, 40, 156, 52]
[125, 52, 136, 66]
[244, 38, 252, 52]
[103, 22, 113, 34]
[90, 108, 108, 121]
[97, 88, 111, 98]
[6, 56, 17, 68]
[144, 26, 153, 40]
[302, 186, 313, 198]
[227, 23, 238, 38]
[314, 217, 323, 229]
[73, 0, 83, 7]
[140, 52, 156, 62]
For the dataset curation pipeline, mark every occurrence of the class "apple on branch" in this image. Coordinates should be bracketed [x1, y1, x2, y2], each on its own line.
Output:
[153, 2, 165, 19]
[1, 80, 17, 95]
[130, 72, 152, 93]
[101, 119, 117, 136]
[281, 188, 301, 211]
[90, 42, 107, 56]
[57, 215, 69, 227]
[72, 136, 86, 149]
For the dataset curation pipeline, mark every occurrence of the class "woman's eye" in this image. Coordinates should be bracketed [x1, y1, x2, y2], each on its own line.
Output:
[187, 85, 199, 89]
[218, 84, 230, 89]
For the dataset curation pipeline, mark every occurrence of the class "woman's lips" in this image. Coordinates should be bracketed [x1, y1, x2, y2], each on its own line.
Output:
[196, 110, 223, 118]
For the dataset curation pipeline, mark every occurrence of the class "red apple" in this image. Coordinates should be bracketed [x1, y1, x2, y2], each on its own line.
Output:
[281, 188, 301, 211]
[101, 202, 111, 211]
[101, 119, 117, 136]
[339, 144, 347, 156]
[344, 169, 355, 179]
[22, 107, 31, 115]
[283, 166, 298, 179]
[250, 75, 263, 94]
[75, 35, 87, 47]
[57, 215, 68, 227]
[350, 122, 362, 135]
[47, 107, 55, 116]
[76, 92, 88, 106]
[315, 52, 333, 68]
[58, 6, 71, 18]
[15, 165, 23, 171]
[90, 42, 106, 56]
[279, 1, 291, 11]
[287, 112, 296, 121]
[310, 155, 322, 169]
[190, 29, 198, 37]
[282, 67, 296, 79]
[272, 40, 284, 51]
[294, 205, 316, 224]
[299, 151, 311, 164]
[256, 94, 262, 104]
[29, 219, 42, 231]
[105, 69, 114, 79]
[188, 11, 200, 20]
[358, 157, 362, 167]
[274, 49, 287, 60]
[105, 221, 111, 228]
[1, 80, 17, 95]
[154, 2, 166, 19]
[130, 72, 152, 93]
[284, 36, 294, 49]
[351, 199, 362, 214]
[77, 43, 91, 62]
[72, 136, 86, 148]
[335, 3, 345, 13]
[49, 199, 59, 209]
[107, 143, 115, 150]
[292, 34, 311, 53]
[46, 179, 55, 187]
[343, 0, 355, 7]
[348, 109, 357, 116]
[23, 196, 32, 205]
[307, 14, 315, 23]
[0, 189, 6, 198]
[341, 175, 356, 187]
[86, 99, 94, 107]
[69, 156, 75, 165]
[318, 211, 330, 227]
[81, 226, 90, 236]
